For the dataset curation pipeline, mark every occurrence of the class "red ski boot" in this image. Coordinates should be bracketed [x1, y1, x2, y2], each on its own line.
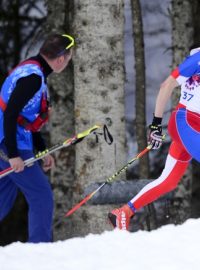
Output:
[108, 203, 135, 230]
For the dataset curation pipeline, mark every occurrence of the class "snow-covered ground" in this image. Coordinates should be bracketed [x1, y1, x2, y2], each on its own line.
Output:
[0, 218, 199, 270]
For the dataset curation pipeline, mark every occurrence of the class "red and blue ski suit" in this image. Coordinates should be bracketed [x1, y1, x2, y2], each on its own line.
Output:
[129, 48, 200, 211]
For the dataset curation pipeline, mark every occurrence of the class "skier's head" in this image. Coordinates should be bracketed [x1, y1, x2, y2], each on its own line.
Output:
[40, 33, 75, 73]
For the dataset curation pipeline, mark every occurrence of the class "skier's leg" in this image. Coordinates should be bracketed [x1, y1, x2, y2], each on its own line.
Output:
[129, 143, 190, 210]
[9, 150, 54, 243]
[0, 150, 18, 221]
[0, 176, 18, 221]
[108, 141, 191, 230]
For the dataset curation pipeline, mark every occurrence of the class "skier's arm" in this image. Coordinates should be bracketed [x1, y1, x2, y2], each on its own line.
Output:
[148, 75, 179, 149]
[154, 50, 200, 118]
[4, 74, 42, 158]
[154, 75, 179, 118]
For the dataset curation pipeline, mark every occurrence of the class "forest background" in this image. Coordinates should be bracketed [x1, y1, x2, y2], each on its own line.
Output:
[0, 0, 199, 245]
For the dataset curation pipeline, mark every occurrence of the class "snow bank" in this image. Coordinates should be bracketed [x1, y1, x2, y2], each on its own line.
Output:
[0, 218, 199, 270]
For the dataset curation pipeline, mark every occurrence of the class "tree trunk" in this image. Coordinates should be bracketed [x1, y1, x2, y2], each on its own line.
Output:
[171, 0, 193, 223]
[130, 0, 158, 231]
[131, 0, 149, 179]
[192, 0, 200, 46]
[171, 0, 193, 107]
[191, 0, 200, 218]
[44, 0, 75, 240]
[71, 0, 126, 236]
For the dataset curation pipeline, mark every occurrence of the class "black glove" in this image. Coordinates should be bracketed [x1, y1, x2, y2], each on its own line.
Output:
[148, 116, 163, 149]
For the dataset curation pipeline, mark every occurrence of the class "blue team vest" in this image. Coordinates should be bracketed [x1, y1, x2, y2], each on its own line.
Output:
[0, 62, 48, 150]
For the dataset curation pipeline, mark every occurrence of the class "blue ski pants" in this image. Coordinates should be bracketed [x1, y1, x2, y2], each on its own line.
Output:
[0, 142, 54, 243]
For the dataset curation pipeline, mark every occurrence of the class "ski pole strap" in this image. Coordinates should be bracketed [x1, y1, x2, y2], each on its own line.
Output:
[103, 124, 113, 145]
[93, 124, 113, 145]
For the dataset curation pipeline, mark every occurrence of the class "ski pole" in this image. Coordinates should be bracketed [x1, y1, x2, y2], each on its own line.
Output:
[0, 124, 101, 179]
[65, 144, 152, 217]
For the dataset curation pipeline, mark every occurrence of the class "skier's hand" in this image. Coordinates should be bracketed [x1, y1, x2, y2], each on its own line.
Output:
[9, 157, 25, 172]
[42, 154, 55, 172]
[148, 124, 163, 149]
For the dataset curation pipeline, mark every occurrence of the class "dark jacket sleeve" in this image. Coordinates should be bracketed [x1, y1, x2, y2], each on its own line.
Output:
[32, 132, 46, 152]
[4, 74, 43, 158]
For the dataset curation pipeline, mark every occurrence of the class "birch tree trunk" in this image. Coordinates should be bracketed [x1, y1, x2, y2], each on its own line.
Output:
[71, 0, 126, 236]
[44, 0, 75, 240]
[171, 0, 193, 223]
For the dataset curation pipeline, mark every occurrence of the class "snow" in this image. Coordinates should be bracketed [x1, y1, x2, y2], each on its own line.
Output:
[0, 218, 200, 270]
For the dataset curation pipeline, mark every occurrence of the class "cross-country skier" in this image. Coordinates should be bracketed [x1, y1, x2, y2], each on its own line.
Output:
[108, 47, 200, 230]
[0, 33, 74, 242]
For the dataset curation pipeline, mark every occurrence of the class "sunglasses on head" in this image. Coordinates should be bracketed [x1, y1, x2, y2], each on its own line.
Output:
[62, 34, 75, 50]
[57, 34, 75, 56]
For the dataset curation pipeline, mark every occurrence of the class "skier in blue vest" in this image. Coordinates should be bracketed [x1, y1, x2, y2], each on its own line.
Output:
[0, 33, 74, 243]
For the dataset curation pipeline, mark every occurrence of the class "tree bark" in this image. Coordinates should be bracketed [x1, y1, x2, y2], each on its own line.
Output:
[192, 0, 200, 46]
[171, 0, 193, 107]
[71, 0, 126, 236]
[131, 0, 149, 179]
[191, 0, 200, 218]
[171, 0, 193, 224]
[130, 0, 158, 231]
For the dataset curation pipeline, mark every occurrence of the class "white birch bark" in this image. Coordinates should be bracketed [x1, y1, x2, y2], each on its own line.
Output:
[71, 0, 126, 236]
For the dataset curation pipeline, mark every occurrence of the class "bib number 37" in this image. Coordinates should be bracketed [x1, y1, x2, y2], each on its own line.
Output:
[182, 91, 194, 101]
